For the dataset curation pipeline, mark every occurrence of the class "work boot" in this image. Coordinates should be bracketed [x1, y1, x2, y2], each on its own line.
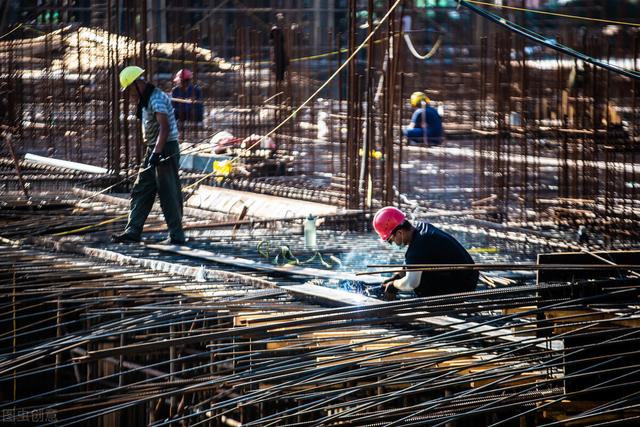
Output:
[159, 237, 186, 245]
[111, 232, 141, 243]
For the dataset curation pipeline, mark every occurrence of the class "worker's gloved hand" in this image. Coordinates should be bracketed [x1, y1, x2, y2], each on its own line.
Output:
[382, 276, 395, 285]
[381, 272, 403, 285]
[148, 152, 163, 168]
[381, 281, 398, 301]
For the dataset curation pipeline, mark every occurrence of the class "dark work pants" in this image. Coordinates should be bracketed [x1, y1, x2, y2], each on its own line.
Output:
[124, 140, 184, 241]
[403, 127, 443, 146]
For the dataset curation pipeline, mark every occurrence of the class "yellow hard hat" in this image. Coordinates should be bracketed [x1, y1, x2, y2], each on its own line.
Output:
[410, 91, 430, 108]
[119, 65, 145, 91]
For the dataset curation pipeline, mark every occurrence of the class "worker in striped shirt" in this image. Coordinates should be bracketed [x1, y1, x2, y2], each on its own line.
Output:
[112, 66, 185, 245]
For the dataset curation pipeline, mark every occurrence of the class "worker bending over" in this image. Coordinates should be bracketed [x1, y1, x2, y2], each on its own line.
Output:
[403, 91, 444, 146]
[373, 207, 477, 300]
[112, 65, 185, 245]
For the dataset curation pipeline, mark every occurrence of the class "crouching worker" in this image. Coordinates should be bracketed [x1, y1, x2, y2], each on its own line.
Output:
[373, 207, 477, 301]
[402, 91, 444, 146]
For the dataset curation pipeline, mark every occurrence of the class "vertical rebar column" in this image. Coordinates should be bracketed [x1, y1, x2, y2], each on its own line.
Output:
[60, 26, 68, 160]
[519, 1, 529, 224]
[504, 33, 512, 221]
[382, 4, 393, 206]
[74, 23, 83, 163]
[604, 43, 613, 242]
[138, 0, 148, 167]
[632, 36, 639, 236]
[397, 71, 405, 207]
[493, 34, 503, 221]
[106, 0, 114, 171]
[44, 21, 54, 158]
[119, 311, 125, 387]
[362, 0, 374, 209]
[476, 36, 488, 206]
[590, 36, 601, 232]
[338, 31, 344, 184]
[54, 297, 62, 389]
[169, 322, 176, 416]
[346, 0, 358, 209]
[12, 270, 17, 402]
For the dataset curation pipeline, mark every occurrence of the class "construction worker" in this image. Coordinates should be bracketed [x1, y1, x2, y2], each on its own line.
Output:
[403, 91, 444, 146]
[373, 206, 477, 300]
[269, 13, 289, 83]
[112, 65, 185, 245]
[171, 68, 203, 123]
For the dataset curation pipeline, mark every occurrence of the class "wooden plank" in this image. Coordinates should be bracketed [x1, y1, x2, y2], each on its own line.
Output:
[186, 186, 342, 219]
[281, 282, 562, 350]
[471, 371, 541, 388]
[537, 250, 640, 283]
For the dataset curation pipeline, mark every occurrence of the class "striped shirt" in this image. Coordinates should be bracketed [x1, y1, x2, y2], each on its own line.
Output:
[142, 88, 179, 145]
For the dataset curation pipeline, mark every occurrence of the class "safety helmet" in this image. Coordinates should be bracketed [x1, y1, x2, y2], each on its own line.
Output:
[173, 68, 193, 84]
[410, 91, 431, 108]
[119, 65, 144, 91]
[373, 207, 406, 241]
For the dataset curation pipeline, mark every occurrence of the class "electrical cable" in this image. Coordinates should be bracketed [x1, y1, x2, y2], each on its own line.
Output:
[404, 33, 443, 60]
[184, 0, 404, 192]
[457, 0, 640, 81]
[463, 0, 640, 28]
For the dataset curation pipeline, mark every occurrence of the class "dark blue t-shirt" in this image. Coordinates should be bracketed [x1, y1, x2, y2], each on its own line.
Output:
[172, 84, 204, 122]
[404, 222, 478, 297]
[410, 106, 443, 137]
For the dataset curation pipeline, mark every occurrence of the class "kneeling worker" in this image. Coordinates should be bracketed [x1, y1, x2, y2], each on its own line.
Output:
[373, 207, 477, 300]
[402, 91, 443, 146]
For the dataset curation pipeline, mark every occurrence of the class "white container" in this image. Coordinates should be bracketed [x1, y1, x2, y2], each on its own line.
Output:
[304, 214, 317, 249]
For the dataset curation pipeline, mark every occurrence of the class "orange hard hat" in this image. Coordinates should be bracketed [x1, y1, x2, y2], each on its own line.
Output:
[373, 207, 406, 241]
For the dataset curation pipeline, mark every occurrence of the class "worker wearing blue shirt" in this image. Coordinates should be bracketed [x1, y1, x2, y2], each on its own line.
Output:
[403, 91, 444, 146]
[171, 68, 203, 123]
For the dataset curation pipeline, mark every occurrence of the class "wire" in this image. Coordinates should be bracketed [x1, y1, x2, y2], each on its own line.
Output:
[253, 34, 400, 66]
[458, 0, 640, 81]
[404, 33, 443, 60]
[0, 23, 23, 40]
[463, 0, 640, 28]
[50, 138, 220, 237]
[173, 0, 232, 43]
[184, 0, 403, 192]
[52, 214, 128, 237]
[46, 0, 400, 237]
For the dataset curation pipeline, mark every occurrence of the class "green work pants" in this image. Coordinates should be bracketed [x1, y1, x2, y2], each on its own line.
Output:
[124, 140, 184, 241]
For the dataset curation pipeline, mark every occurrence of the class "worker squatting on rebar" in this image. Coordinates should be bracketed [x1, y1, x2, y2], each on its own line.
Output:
[402, 91, 444, 146]
[373, 206, 478, 301]
[112, 65, 186, 245]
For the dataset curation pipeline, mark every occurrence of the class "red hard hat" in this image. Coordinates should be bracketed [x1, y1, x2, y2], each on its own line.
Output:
[373, 207, 406, 241]
[173, 68, 193, 83]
